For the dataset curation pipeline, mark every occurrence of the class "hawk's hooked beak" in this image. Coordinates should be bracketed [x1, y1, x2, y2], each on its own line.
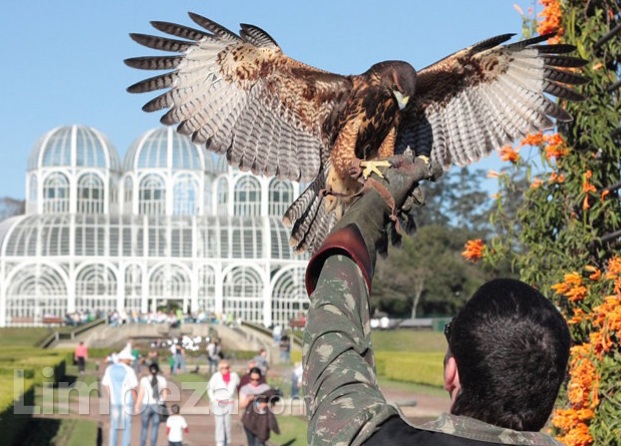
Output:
[393, 90, 410, 110]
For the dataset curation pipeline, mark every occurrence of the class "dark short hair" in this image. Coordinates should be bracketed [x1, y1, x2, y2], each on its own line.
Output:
[149, 363, 160, 374]
[249, 367, 262, 377]
[447, 278, 571, 431]
[171, 404, 180, 415]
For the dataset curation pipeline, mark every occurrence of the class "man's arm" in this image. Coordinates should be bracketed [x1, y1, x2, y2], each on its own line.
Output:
[304, 253, 399, 446]
[134, 379, 144, 413]
[303, 157, 441, 446]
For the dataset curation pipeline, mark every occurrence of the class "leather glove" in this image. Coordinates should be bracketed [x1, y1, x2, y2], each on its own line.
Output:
[306, 155, 443, 294]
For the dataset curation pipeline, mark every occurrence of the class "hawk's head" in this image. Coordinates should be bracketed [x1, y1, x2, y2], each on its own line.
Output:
[370, 61, 417, 110]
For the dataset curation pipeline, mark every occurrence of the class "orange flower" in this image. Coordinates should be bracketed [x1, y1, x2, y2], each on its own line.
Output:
[584, 265, 601, 281]
[530, 177, 543, 189]
[549, 171, 565, 184]
[557, 421, 593, 446]
[590, 330, 613, 358]
[567, 308, 588, 325]
[552, 272, 588, 301]
[601, 189, 610, 203]
[498, 145, 520, 163]
[583, 195, 591, 210]
[553, 409, 595, 430]
[567, 285, 588, 302]
[583, 181, 596, 194]
[462, 239, 484, 262]
[520, 131, 544, 147]
[567, 347, 600, 408]
[606, 257, 621, 276]
[582, 171, 596, 210]
[592, 295, 621, 335]
[537, 0, 564, 38]
[543, 133, 569, 159]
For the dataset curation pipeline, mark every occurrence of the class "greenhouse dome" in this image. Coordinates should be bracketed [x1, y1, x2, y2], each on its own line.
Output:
[28, 125, 121, 171]
[25, 125, 121, 215]
[123, 127, 217, 172]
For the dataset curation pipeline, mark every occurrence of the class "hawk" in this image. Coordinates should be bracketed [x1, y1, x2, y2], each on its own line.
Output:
[125, 13, 587, 253]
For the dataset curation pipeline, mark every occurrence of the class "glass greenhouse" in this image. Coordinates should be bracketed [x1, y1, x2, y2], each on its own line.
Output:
[0, 125, 310, 327]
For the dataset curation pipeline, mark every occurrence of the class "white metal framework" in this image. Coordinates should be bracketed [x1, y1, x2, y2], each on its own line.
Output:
[0, 125, 309, 327]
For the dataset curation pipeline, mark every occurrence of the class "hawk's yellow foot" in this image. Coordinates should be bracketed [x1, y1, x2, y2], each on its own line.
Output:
[360, 160, 392, 179]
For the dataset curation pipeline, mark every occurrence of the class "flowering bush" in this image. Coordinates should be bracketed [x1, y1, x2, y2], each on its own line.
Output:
[465, 1, 621, 444]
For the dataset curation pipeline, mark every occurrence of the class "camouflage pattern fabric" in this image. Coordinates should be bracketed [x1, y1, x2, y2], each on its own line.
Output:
[303, 254, 564, 446]
[419, 413, 564, 445]
[303, 255, 399, 446]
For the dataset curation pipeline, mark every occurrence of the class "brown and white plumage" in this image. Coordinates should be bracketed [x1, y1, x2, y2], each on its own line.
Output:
[125, 13, 587, 253]
[395, 33, 588, 168]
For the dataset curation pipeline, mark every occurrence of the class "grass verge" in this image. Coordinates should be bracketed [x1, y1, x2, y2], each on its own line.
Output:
[270, 415, 308, 446]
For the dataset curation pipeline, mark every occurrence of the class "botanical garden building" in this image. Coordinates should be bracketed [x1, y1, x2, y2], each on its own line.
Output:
[0, 125, 310, 327]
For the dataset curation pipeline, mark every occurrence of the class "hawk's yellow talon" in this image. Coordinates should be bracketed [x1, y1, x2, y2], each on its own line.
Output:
[360, 160, 392, 179]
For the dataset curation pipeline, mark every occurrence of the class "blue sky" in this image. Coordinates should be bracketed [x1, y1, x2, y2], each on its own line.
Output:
[0, 1, 533, 200]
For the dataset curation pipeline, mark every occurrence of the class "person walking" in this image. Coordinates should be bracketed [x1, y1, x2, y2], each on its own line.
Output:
[166, 404, 188, 446]
[252, 349, 269, 377]
[101, 350, 138, 446]
[135, 363, 169, 446]
[279, 335, 291, 363]
[207, 360, 240, 446]
[241, 389, 280, 446]
[239, 368, 274, 446]
[74, 341, 88, 375]
[291, 362, 303, 398]
[206, 339, 219, 375]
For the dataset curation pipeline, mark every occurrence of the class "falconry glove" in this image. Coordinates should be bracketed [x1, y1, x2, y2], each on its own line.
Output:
[306, 155, 443, 295]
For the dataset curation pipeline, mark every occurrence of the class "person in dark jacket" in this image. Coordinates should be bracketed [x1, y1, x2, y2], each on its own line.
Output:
[241, 388, 280, 446]
[303, 155, 571, 445]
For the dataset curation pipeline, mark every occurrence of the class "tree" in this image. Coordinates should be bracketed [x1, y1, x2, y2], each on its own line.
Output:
[481, 2, 621, 444]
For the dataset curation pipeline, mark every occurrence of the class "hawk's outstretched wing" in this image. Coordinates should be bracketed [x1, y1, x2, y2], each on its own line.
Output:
[125, 13, 352, 182]
[396, 33, 588, 169]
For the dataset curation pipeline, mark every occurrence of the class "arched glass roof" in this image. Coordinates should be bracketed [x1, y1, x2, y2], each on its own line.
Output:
[0, 214, 305, 260]
[124, 127, 226, 173]
[27, 125, 121, 172]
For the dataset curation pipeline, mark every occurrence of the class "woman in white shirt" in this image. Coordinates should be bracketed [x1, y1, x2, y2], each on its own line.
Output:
[135, 363, 169, 446]
[207, 360, 240, 446]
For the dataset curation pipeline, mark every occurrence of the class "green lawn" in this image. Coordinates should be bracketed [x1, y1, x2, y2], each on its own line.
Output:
[270, 415, 308, 446]
[377, 376, 448, 398]
[0, 327, 59, 347]
[371, 329, 447, 352]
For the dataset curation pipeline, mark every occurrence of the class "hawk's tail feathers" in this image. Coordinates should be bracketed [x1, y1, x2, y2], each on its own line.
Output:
[283, 169, 337, 254]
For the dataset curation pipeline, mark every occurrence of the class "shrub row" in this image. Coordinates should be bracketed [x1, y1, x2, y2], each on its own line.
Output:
[0, 379, 35, 446]
[0, 347, 69, 446]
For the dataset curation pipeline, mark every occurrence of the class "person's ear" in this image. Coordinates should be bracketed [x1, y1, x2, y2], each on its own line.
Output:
[444, 353, 461, 402]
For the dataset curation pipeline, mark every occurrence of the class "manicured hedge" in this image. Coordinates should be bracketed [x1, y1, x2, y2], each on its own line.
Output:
[0, 348, 67, 386]
[0, 376, 35, 446]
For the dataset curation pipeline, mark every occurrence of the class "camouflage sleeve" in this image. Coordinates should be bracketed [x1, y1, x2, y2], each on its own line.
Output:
[303, 254, 399, 446]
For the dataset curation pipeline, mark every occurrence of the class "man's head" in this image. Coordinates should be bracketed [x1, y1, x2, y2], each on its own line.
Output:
[118, 350, 134, 365]
[443, 278, 571, 431]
